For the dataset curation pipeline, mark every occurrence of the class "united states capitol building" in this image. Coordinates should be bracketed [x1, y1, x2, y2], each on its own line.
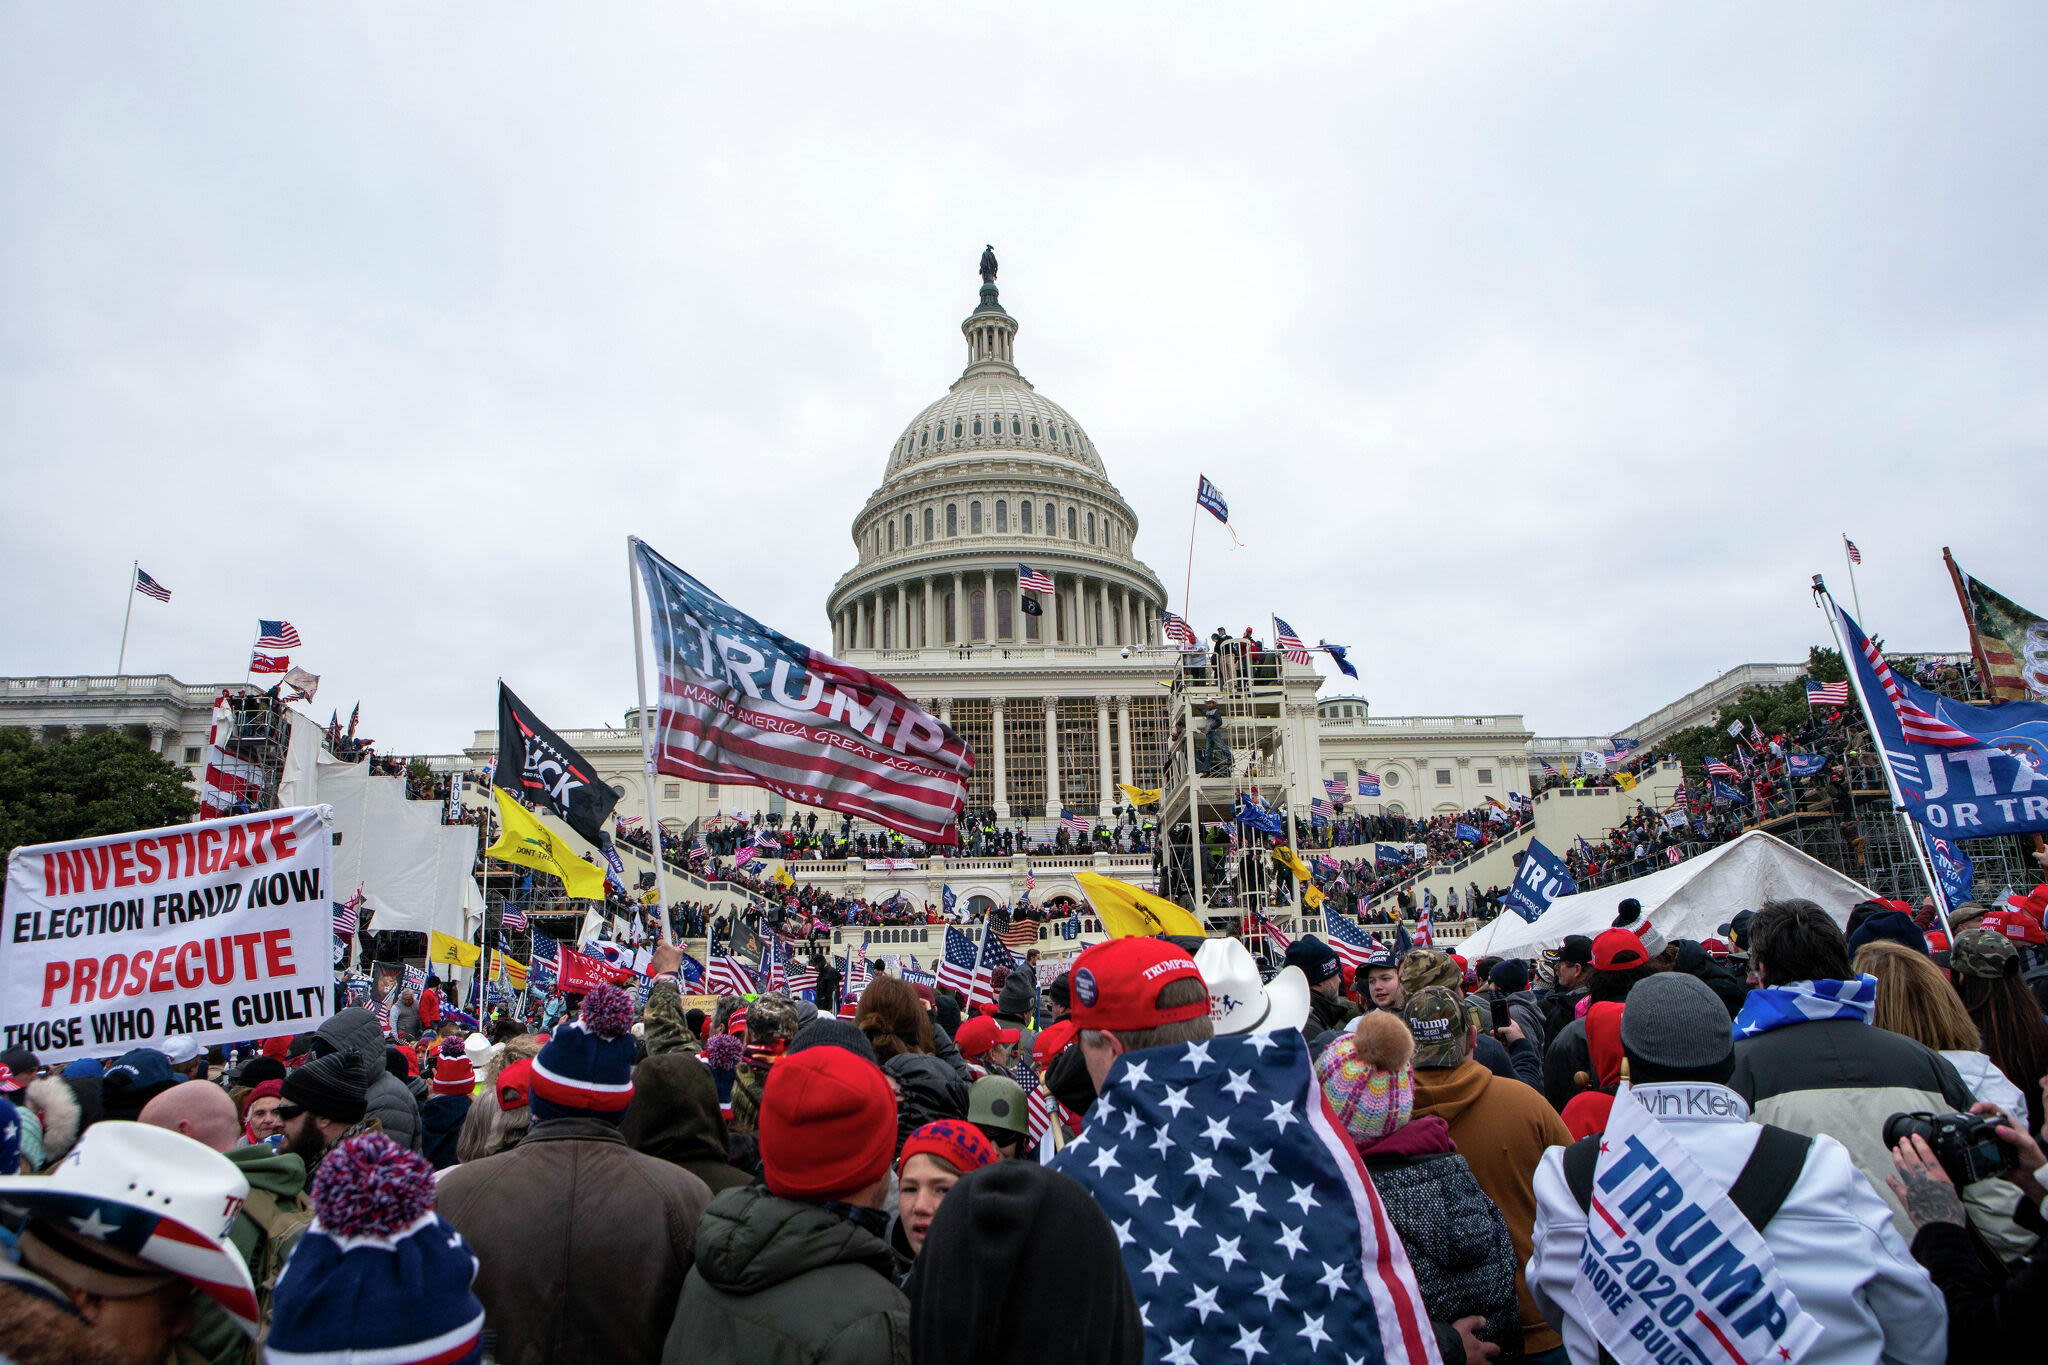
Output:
[3, 254, 1800, 912]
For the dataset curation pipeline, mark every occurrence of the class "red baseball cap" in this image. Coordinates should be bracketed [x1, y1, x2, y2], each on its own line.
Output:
[1591, 928, 1649, 972]
[1032, 1019, 1079, 1066]
[1068, 938, 1207, 1033]
[1699, 937, 1732, 961]
[0, 1065, 22, 1094]
[496, 1058, 535, 1111]
[1981, 910, 2048, 947]
[954, 1016, 1020, 1059]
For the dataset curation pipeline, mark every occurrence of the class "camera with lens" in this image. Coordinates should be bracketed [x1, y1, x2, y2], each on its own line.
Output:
[1883, 1110, 2007, 1187]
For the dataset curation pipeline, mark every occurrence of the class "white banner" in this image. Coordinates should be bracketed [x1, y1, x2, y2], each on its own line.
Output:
[3, 807, 335, 1064]
[1571, 1085, 1822, 1365]
[863, 857, 919, 872]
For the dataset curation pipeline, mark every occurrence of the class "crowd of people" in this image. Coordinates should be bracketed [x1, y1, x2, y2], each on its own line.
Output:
[8, 860, 2048, 1364]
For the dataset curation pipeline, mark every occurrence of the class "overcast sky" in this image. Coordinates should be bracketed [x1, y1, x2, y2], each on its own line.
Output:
[4, 4, 2043, 753]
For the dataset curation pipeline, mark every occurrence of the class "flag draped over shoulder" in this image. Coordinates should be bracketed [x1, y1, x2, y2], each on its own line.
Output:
[1945, 549, 2048, 703]
[486, 787, 609, 900]
[1048, 1031, 1438, 1365]
[496, 683, 619, 847]
[1076, 872, 1207, 939]
[633, 539, 973, 845]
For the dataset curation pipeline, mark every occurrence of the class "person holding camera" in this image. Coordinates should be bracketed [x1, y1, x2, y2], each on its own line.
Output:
[1886, 1086, 2048, 1354]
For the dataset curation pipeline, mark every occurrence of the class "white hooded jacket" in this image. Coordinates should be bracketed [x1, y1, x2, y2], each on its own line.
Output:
[1529, 1082, 1946, 1365]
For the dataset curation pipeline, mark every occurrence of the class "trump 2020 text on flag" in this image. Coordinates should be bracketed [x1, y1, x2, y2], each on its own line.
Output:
[3, 806, 335, 1064]
[632, 538, 973, 845]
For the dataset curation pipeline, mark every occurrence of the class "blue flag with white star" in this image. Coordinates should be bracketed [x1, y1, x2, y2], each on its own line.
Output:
[1048, 1030, 1439, 1365]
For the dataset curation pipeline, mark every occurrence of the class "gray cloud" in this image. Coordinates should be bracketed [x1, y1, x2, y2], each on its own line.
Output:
[3, 3, 2043, 751]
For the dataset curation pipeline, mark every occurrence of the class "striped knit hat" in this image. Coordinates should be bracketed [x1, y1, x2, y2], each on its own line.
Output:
[1315, 1013, 1415, 1143]
[429, 1040, 476, 1097]
[530, 983, 636, 1123]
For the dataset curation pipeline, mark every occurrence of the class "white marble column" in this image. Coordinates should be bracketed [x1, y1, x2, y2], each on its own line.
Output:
[856, 598, 868, 650]
[991, 697, 1010, 820]
[982, 569, 995, 642]
[896, 584, 907, 650]
[1095, 695, 1113, 818]
[1116, 695, 1133, 791]
[1120, 589, 1133, 648]
[1042, 697, 1062, 818]
[951, 571, 964, 644]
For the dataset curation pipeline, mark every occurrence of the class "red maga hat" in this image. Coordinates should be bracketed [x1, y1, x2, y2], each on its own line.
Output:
[1068, 938, 1207, 1033]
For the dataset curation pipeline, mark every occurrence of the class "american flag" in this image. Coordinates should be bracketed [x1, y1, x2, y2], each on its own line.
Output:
[1015, 1056, 1057, 1149]
[1162, 611, 1200, 650]
[1048, 1032, 1436, 1365]
[1323, 908, 1379, 967]
[528, 932, 559, 965]
[1670, 781, 1689, 806]
[332, 891, 363, 939]
[200, 694, 264, 814]
[785, 955, 819, 996]
[1253, 909, 1292, 951]
[373, 1000, 393, 1034]
[249, 652, 290, 674]
[1323, 774, 1349, 798]
[705, 954, 758, 997]
[1844, 535, 1862, 565]
[1272, 616, 1314, 667]
[990, 909, 1040, 951]
[1414, 901, 1434, 948]
[971, 920, 1015, 1009]
[936, 925, 979, 997]
[133, 568, 172, 602]
[256, 619, 302, 649]
[616, 814, 643, 829]
[1705, 758, 1741, 780]
[1024, 869, 1036, 896]
[841, 941, 872, 997]
[1851, 620, 1978, 747]
[1017, 563, 1053, 593]
[1309, 797, 1334, 820]
[1666, 846, 1683, 865]
[1060, 808, 1092, 835]
[501, 905, 528, 932]
[1608, 742, 1636, 766]
[1804, 679, 1849, 707]
[1357, 771, 1381, 796]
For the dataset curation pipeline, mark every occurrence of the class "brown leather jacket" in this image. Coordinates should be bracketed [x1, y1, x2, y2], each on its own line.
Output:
[438, 1117, 712, 1365]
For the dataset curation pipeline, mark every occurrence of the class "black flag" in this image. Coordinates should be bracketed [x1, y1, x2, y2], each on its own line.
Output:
[495, 683, 619, 848]
[1019, 596, 1042, 617]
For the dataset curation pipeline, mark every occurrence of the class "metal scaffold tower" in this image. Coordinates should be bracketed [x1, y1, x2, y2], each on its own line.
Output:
[215, 689, 293, 813]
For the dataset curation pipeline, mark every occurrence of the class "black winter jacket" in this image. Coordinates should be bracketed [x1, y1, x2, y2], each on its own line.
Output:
[1909, 1192, 2048, 1356]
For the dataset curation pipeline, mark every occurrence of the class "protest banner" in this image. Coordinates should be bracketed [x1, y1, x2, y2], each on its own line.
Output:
[3, 806, 334, 1064]
[1572, 1085, 1822, 1365]
[556, 947, 639, 994]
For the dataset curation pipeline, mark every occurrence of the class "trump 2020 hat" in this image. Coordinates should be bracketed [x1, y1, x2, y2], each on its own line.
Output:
[1067, 938, 1207, 1033]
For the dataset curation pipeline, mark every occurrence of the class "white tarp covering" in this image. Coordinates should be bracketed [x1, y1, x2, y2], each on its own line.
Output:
[1458, 831, 1877, 959]
[304, 753, 477, 940]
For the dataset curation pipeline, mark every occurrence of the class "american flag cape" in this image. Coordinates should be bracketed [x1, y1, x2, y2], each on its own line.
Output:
[1413, 902, 1434, 948]
[1049, 1032, 1439, 1365]
[935, 925, 978, 997]
[633, 539, 973, 845]
[1272, 616, 1315, 668]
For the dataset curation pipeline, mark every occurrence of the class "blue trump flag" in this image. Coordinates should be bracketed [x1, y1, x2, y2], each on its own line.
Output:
[1709, 778, 1747, 805]
[1374, 843, 1411, 868]
[1786, 752, 1828, 778]
[1926, 835, 1975, 911]
[1453, 822, 1481, 842]
[1504, 840, 1576, 923]
[1836, 598, 2048, 838]
[1234, 794, 1287, 836]
[942, 884, 957, 915]
[1049, 1031, 1437, 1365]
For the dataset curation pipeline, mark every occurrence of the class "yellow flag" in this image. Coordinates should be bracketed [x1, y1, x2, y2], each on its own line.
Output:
[1075, 872, 1208, 939]
[1118, 783, 1163, 808]
[486, 787, 608, 901]
[1270, 845, 1312, 881]
[1615, 771, 1637, 792]
[428, 930, 481, 969]
[1303, 883, 1325, 910]
[772, 865, 795, 889]
[491, 952, 529, 990]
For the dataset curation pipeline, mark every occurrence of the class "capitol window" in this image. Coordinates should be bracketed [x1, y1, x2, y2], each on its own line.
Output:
[904, 513, 914, 545]
[1067, 507, 1077, 539]
[1012, 417, 1021, 435]
[920, 429, 928, 447]
[946, 504, 958, 537]
[925, 507, 935, 540]
[954, 421, 963, 438]
[1478, 768, 1493, 784]
[1087, 512, 1096, 544]
[1384, 770, 1401, 787]
[1020, 501, 1033, 533]
[886, 522, 895, 551]
[1030, 420, 1040, 438]
[1435, 769, 1452, 786]
[972, 418, 982, 436]
[1045, 501, 1055, 534]
[1064, 428, 1072, 445]
[970, 502, 982, 533]
[996, 500, 1008, 532]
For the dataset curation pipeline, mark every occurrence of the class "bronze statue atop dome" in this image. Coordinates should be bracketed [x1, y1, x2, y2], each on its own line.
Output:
[979, 244, 998, 285]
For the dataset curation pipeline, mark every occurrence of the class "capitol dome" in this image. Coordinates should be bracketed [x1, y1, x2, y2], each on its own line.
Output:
[827, 251, 1168, 660]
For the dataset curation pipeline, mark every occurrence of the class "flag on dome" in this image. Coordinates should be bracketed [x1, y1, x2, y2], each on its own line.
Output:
[1162, 611, 1200, 651]
[1047, 1031, 1437, 1365]
[1017, 563, 1053, 593]
[1844, 535, 1862, 565]
[133, 567, 172, 602]
[1272, 617, 1314, 667]
[632, 538, 973, 846]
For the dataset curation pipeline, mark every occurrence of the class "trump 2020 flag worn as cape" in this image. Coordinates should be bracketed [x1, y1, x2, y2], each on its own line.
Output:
[485, 787, 609, 901]
[633, 539, 973, 845]
[1049, 1030, 1439, 1365]
[497, 683, 619, 849]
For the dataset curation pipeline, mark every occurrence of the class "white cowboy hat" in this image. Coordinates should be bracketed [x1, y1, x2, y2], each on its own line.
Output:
[0, 1120, 257, 1335]
[1195, 937, 1312, 1036]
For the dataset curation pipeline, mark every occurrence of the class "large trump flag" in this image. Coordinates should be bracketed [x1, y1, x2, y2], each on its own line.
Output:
[632, 538, 973, 846]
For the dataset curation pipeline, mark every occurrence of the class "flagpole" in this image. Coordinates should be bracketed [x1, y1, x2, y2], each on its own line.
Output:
[1815, 578, 1949, 933]
[1182, 491, 1199, 627]
[627, 536, 676, 947]
[1940, 547, 1998, 696]
[1841, 535, 1865, 629]
[116, 560, 137, 676]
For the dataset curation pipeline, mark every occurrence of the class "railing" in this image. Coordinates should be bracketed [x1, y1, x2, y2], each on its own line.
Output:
[3, 675, 232, 704]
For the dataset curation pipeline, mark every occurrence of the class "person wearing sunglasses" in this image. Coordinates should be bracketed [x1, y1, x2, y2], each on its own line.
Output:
[277, 1051, 374, 1175]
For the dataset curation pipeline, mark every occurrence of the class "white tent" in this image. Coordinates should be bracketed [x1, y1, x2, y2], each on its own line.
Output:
[1457, 831, 1879, 958]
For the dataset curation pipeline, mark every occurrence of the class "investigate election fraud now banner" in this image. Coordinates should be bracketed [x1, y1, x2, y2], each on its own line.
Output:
[3, 807, 335, 1065]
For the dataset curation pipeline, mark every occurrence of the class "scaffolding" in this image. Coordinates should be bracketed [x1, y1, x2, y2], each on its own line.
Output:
[1757, 786, 2038, 907]
[1155, 646, 1302, 924]
[214, 688, 293, 813]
